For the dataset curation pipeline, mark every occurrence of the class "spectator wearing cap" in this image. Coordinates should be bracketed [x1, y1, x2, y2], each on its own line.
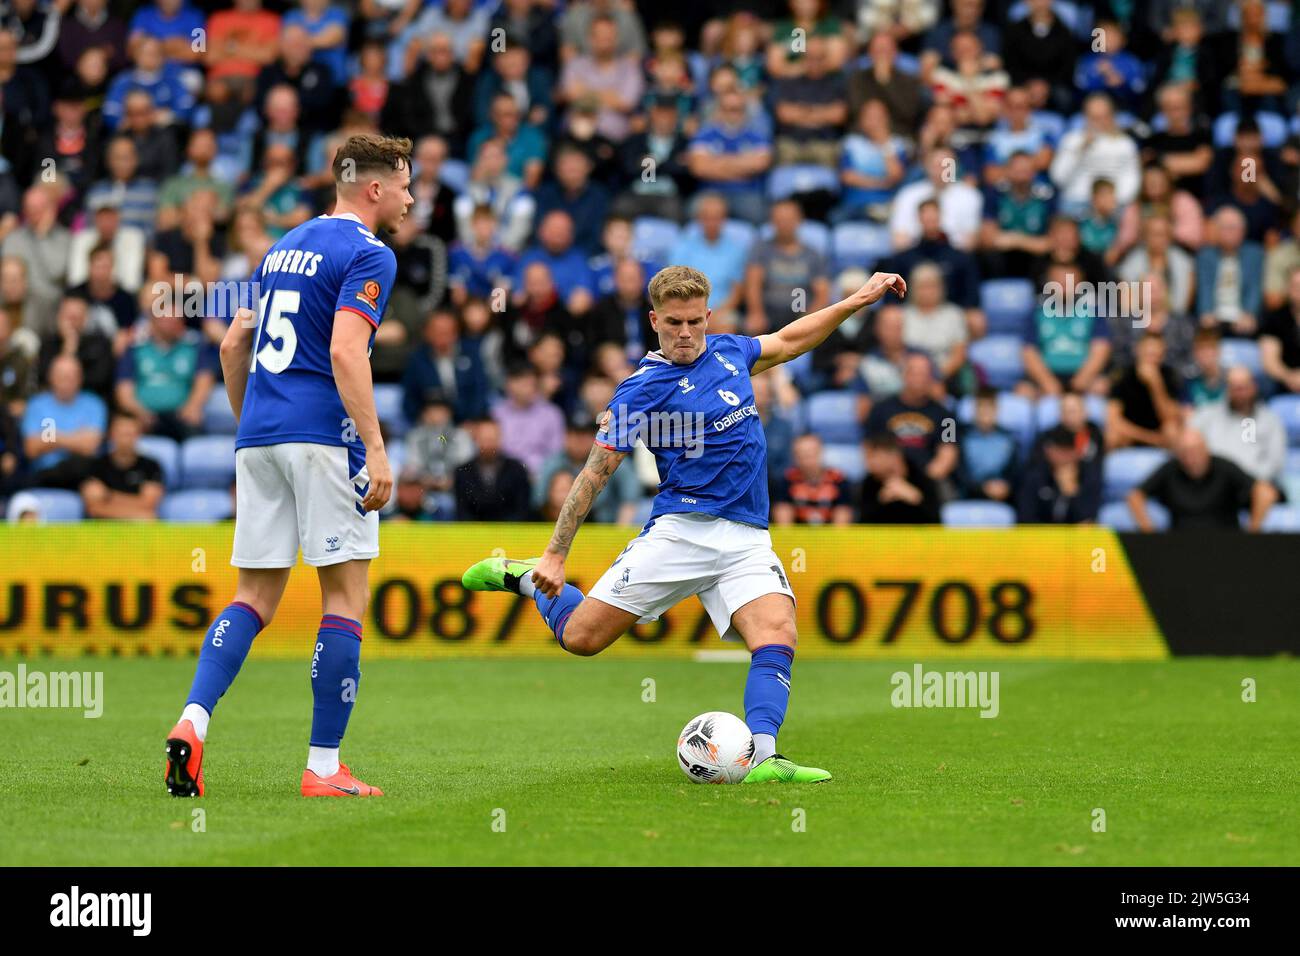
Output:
[1195, 206, 1264, 338]
[1016, 423, 1101, 524]
[1050, 93, 1140, 216]
[858, 431, 942, 525]
[1106, 332, 1183, 451]
[454, 417, 533, 521]
[85, 136, 160, 239]
[1, 185, 69, 338]
[1192, 366, 1287, 487]
[535, 418, 641, 524]
[67, 194, 145, 294]
[744, 200, 830, 335]
[889, 147, 983, 253]
[1128, 427, 1277, 532]
[773, 433, 854, 526]
[79, 411, 164, 519]
[21, 353, 106, 489]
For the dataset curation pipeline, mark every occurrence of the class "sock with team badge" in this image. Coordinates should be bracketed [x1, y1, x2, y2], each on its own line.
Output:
[181, 601, 265, 740]
[307, 614, 363, 777]
[745, 644, 795, 764]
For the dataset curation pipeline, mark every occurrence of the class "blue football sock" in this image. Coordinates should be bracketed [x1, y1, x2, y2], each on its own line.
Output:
[309, 615, 363, 749]
[745, 644, 794, 756]
[533, 584, 583, 650]
[185, 602, 264, 714]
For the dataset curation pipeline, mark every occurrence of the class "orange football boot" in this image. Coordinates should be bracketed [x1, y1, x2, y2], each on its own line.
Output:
[300, 762, 383, 797]
[164, 719, 205, 797]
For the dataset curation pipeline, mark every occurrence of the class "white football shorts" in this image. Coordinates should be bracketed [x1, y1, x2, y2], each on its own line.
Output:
[587, 512, 795, 641]
[231, 442, 378, 568]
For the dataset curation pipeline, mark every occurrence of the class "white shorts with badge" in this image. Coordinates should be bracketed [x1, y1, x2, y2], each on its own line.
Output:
[588, 513, 795, 641]
[231, 442, 378, 568]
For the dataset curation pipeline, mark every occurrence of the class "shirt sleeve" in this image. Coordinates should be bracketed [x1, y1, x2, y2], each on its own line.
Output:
[595, 375, 654, 453]
[734, 334, 762, 371]
[336, 242, 397, 329]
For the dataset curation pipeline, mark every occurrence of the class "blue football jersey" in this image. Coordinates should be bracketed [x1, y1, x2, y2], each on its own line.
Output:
[597, 333, 769, 528]
[235, 213, 396, 454]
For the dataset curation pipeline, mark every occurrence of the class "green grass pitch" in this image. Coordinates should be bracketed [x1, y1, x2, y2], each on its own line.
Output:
[0, 657, 1295, 866]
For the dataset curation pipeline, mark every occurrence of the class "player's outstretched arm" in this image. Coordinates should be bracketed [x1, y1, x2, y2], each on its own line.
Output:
[532, 442, 627, 598]
[751, 271, 906, 375]
[330, 310, 392, 512]
[219, 307, 257, 425]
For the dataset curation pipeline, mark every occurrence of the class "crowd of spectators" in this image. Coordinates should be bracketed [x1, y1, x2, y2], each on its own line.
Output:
[5, 0, 1300, 533]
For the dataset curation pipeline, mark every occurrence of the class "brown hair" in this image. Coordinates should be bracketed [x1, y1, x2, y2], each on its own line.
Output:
[648, 265, 711, 311]
[332, 133, 413, 186]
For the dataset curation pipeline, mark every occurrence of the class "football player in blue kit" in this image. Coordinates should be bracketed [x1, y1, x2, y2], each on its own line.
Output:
[463, 265, 906, 783]
[163, 134, 413, 797]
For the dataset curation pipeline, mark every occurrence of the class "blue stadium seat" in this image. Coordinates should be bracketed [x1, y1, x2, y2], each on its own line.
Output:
[956, 392, 1035, 446]
[979, 279, 1035, 335]
[1098, 499, 1170, 531]
[180, 435, 236, 489]
[387, 438, 406, 476]
[439, 158, 469, 193]
[830, 222, 892, 272]
[160, 489, 234, 522]
[941, 500, 1016, 527]
[1219, 337, 1263, 377]
[25, 488, 84, 522]
[968, 335, 1025, 390]
[135, 435, 181, 488]
[632, 216, 681, 263]
[1268, 394, 1300, 445]
[1260, 504, 1300, 532]
[1103, 448, 1168, 502]
[203, 388, 238, 434]
[767, 164, 840, 200]
[822, 442, 866, 483]
[758, 220, 831, 257]
[806, 391, 860, 445]
[1225, 1, 1293, 31]
[1035, 393, 1108, 430]
[373, 383, 408, 438]
[1029, 110, 1067, 143]
[1212, 111, 1290, 149]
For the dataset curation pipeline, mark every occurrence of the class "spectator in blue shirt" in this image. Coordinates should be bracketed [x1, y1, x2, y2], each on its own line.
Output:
[835, 98, 907, 224]
[128, 0, 205, 67]
[21, 354, 106, 488]
[666, 192, 748, 318]
[1074, 20, 1147, 114]
[467, 91, 548, 190]
[958, 387, 1018, 503]
[449, 205, 517, 306]
[283, 0, 350, 88]
[532, 145, 610, 256]
[514, 211, 596, 315]
[103, 37, 198, 131]
[686, 82, 772, 225]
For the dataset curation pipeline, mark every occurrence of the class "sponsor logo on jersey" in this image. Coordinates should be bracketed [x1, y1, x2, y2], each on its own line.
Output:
[714, 352, 739, 375]
[713, 403, 759, 431]
[678, 376, 695, 394]
[355, 279, 381, 309]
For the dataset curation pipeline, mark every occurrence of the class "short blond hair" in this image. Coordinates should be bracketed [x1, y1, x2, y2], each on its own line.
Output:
[648, 265, 711, 311]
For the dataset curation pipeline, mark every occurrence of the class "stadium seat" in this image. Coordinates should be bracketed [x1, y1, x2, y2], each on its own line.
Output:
[967, 335, 1025, 390]
[1219, 338, 1263, 377]
[387, 438, 406, 475]
[1035, 393, 1108, 430]
[941, 500, 1016, 527]
[1225, 1, 1292, 31]
[1008, 1, 1091, 38]
[1268, 395, 1300, 445]
[979, 279, 1036, 335]
[203, 388, 238, 434]
[439, 158, 469, 193]
[806, 391, 860, 445]
[159, 489, 234, 522]
[822, 442, 866, 483]
[1212, 111, 1289, 149]
[830, 222, 892, 272]
[136, 435, 181, 488]
[180, 435, 236, 489]
[767, 164, 840, 200]
[1260, 504, 1300, 532]
[956, 392, 1035, 447]
[24, 488, 84, 522]
[1098, 499, 1170, 531]
[758, 220, 830, 257]
[632, 216, 681, 263]
[373, 383, 409, 438]
[1102, 448, 1168, 502]
[849, 52, 921, 75]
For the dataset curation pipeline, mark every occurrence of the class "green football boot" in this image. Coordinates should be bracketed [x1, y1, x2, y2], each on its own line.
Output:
[461, 556, 540, 594]
[742, 754, 833, 784]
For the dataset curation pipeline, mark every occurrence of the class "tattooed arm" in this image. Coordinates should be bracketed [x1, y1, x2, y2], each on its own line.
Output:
[530, 442, 628, 598]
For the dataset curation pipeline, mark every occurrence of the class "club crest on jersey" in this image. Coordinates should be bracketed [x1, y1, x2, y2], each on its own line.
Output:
[611, 567, 632, 593]
[714, 352, 739, 375]
[355, 280, 381, 309]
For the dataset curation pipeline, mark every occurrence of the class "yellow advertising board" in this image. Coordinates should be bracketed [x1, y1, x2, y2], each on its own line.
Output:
[0, 524, 1166, 659]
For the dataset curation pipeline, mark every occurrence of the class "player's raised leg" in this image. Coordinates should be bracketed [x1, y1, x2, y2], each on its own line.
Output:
[731, 593, 832, 784]
[165, 567, 290, 797]
[299, 558, 383, 797]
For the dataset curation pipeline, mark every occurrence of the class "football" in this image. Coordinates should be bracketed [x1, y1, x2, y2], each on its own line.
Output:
[676, 712, 755, 784]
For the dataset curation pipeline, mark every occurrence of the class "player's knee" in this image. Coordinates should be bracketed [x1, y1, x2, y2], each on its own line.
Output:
[560, 621, 605, 657]
[753, 617, 798, 651]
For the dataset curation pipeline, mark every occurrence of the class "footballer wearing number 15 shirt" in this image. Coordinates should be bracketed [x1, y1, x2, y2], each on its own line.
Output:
[463, 264, 907, 783]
